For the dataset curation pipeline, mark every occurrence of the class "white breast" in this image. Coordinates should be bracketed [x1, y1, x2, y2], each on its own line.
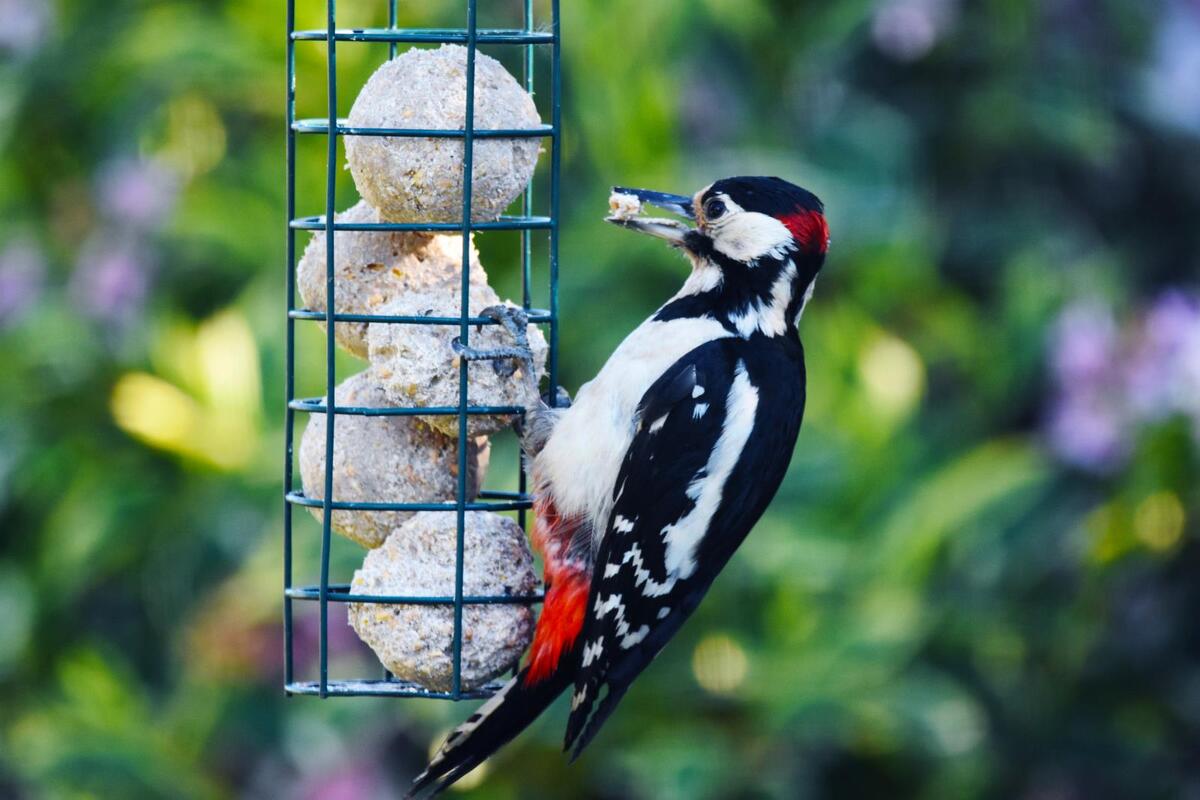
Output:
[534, 315, 732, 541]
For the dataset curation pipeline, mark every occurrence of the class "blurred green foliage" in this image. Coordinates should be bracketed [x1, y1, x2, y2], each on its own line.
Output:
[1, 0, 1199, 798]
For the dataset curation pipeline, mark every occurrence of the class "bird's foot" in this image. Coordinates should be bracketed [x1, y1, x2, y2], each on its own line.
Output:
[451, 305, 534, 379]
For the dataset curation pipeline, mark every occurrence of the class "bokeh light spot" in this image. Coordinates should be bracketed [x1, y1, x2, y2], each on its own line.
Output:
[426, 732, 490, 792]
[149, 94, 227, 180]
[691, 633, 748, 695]
[1134, 491, 1185, 553]
[109, 309, 260, 470]
[926, 697, 985, 756]
[449, 762, 489, 792]
[111, 372, 199, 450]
[858, 332, 925, 419]
[1087, 503, 1134, 564]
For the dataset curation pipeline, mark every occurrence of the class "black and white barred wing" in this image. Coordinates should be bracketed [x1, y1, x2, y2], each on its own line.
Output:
[563, 340, 781, 757]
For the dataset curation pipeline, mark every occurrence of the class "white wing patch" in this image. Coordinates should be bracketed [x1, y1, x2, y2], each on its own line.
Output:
[581, 638, 604, 667]
[596, 594, 623, 618]
[622, 543, 677, 598]
[593, 591, 653, 649]
[658, 360, 759, 579]
[621, 624, 650, 648]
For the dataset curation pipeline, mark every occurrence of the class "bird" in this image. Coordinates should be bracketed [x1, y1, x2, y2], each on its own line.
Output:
[411, 176, 830, 797]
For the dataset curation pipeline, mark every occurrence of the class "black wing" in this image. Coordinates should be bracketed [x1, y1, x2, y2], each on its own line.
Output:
[563, 338, 804, 757]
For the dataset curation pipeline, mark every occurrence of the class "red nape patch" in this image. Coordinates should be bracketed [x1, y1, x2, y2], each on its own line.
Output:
[779, 209, 830, 254]
[525, 567, 589, 686]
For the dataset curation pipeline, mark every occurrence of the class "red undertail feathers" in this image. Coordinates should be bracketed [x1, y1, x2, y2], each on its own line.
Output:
[525, 495, 589, 686]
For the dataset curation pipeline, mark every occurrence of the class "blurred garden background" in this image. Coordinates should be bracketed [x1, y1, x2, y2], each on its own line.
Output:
[3, 0, 1200, 797]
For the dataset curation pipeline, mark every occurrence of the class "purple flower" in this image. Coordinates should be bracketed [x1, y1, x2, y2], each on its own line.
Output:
[1044, 299, 1129, 473]
[96, 157, 179, 232]
[295, 760, 392, 800]
[0, 236, 46, 328]
[1045, 394, 1128, 474]
[1143, 0, 1200, 134]
[1147, 292, 1200, 402]
[1144, 290, 1200, 348]
[0, 0, 53, 57]
[871, 0, 956, 63]
[69, 234, 152, 327]
[1125, 291, 1200, 421]
[1049, 300, 1118, 388]
[1043, 290, 1200, 474]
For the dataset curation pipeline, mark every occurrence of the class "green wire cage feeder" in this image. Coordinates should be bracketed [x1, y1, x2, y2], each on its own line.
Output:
[283, 0, 561, 700]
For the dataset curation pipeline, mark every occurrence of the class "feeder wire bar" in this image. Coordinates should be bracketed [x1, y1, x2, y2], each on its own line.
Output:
[288, 398, 530, 417]
[286, 585, 541, 605]
[289, 214, 553, 232]
[387, 0, 397, 58]
[283, 0, 297, 693]
[287, 307, 551, 325]
[318, 0, 340, 700]
[549, 0, 561, 405]
[291, 28, 555, 45]
[518, 0, 534, 534]
[286, 490, 531, 513]
[451, 0, 481, 701]
[291, 119, 553, 137]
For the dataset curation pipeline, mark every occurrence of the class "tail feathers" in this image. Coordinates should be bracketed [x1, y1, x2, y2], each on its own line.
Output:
[407, 664, 574, 798]
[564, 680, 629, 762]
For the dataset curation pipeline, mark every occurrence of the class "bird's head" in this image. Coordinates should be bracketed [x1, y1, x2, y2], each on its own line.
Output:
[607, 176, 829, 336]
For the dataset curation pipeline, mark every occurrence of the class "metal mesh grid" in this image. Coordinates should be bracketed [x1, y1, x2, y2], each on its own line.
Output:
[283, 0, 560, 701]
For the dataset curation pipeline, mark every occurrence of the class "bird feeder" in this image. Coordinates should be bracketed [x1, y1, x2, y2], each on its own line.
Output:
[283, 0, 560, 700]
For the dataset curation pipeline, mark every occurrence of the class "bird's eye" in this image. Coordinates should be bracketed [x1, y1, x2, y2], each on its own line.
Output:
[704, 199, 726, 220]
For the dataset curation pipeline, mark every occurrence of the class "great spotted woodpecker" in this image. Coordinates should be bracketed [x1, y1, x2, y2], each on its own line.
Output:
[410, 176, 829, 796]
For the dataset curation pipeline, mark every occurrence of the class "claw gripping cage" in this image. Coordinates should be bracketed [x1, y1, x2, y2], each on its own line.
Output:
[283, 0, 560, 700]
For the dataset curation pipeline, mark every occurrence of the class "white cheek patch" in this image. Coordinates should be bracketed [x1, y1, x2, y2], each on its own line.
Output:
[711, 210, 794, 264]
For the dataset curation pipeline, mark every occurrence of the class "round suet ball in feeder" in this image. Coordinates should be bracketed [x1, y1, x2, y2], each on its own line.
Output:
[345, 45, 542, 223]
[367, 283, 547, 438]
[299, 372, 491, 549]
[348, 511, 539, 691]
[296, 200, 489, 359]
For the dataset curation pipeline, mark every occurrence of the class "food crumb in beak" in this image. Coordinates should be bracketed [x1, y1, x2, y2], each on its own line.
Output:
[608, 190, 643, 220]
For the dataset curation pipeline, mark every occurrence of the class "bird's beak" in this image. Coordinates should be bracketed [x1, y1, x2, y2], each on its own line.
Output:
[614, 188, 696, 219]
[606, 186, 696, 245]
